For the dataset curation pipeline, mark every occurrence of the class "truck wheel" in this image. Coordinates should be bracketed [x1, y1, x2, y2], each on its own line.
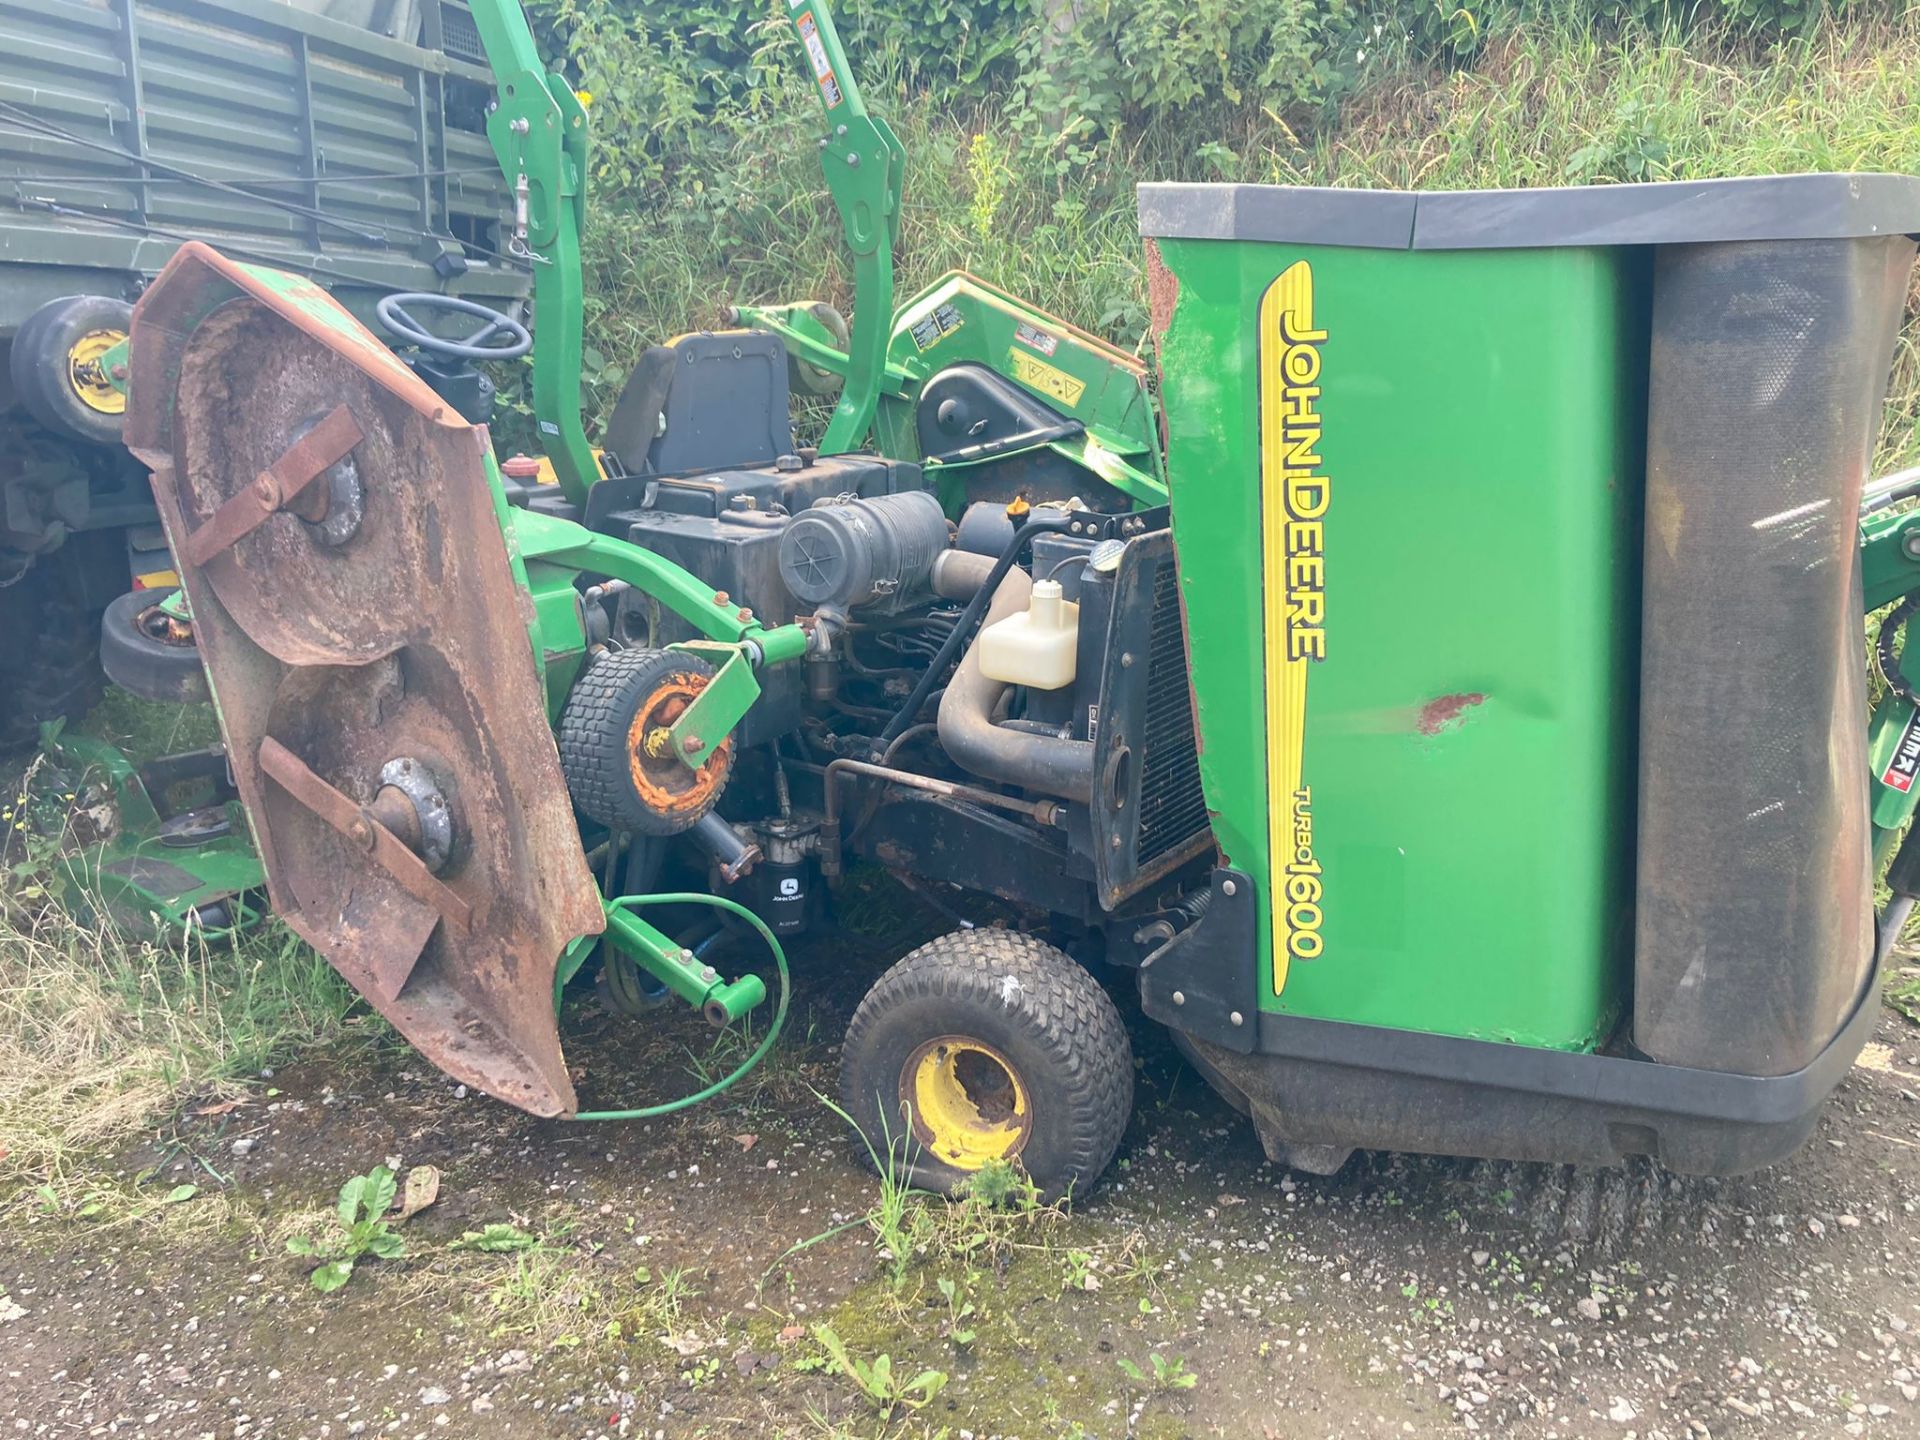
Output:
[556, 647, 734, 835]
[99, 588, 209, 705]
[840, 929, 1134, 1201]
[0, 557, 102, 752]
[11, 295, 134, 447]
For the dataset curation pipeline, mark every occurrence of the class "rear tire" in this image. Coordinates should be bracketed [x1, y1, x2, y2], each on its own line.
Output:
[840, 929, 1133, 1201]
[11, 295, 133, 447]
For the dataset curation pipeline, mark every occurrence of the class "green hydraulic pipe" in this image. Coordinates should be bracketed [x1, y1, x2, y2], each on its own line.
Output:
[559, 893, 793, 1123]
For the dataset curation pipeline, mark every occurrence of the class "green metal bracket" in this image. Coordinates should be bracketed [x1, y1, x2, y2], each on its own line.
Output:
[665, 641, 763, 770]
[1863, 505, 1920, 611]
[100, 334, 132, 398]
[603, 905, 767, 1021]
[783, 0, 904, 455]
[470, 0, 600, 504]
[553, 898, 773, 1025]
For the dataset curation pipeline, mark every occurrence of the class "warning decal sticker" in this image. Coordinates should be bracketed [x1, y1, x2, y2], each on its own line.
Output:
[795, 12, 844, 109]
[1014, 320, 1060, 357]
[1008, 349, 1086, 407]
[910, 302, 966, 352]
[1883, 709, 1920, 793]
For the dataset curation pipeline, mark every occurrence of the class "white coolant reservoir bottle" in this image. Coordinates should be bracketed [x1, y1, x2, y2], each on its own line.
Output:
[979, 578, 1079, 690]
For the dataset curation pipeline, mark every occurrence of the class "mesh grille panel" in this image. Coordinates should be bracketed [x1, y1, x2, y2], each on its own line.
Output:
[1137, 561, 1207, 863]
[439, 2, 486, 63]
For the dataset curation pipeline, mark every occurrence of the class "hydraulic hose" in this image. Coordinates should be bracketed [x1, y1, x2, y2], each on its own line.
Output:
[936, 564, 1095, 803]
[1878, 594, 1920, 705]
[566, 892, 790, 1122]
[873, 512, 1070, 747]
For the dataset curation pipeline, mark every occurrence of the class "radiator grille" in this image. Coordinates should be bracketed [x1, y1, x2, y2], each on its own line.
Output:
[1136, 561, 1208, 863]
[438, 2, 487, 63]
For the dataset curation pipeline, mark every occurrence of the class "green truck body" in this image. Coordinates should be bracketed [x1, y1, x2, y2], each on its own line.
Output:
[0, 0, 526, 745]
[0, 0, 520, 330]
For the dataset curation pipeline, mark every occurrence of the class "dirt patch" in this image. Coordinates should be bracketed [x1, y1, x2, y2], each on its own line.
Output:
[6, 968, 1920, 1439]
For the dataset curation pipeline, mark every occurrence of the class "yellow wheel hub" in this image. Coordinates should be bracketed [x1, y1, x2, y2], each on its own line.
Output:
[902, 1036, 1031, 1170]
[67, 329, 128, 416]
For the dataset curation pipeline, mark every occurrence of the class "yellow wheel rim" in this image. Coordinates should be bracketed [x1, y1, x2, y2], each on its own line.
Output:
[67, 329, 128, 416]
[902, 1036, 1031, 1171]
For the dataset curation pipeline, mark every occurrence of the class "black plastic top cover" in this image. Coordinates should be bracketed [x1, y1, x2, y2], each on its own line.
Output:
[1137, 173, 1920, 250]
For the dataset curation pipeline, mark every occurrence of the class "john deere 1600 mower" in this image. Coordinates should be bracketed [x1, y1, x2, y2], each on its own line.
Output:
[57, 0, 1920, 1197]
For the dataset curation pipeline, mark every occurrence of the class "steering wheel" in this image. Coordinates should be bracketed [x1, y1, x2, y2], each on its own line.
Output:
[375, 292, 532, 361]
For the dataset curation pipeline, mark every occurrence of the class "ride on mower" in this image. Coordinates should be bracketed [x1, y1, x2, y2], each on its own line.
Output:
[52, 0, 1920, 1197]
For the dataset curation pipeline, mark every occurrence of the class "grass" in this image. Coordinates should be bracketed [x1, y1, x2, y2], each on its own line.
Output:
[0, 736, 354, 1198]
[467, 1245, 700, 1352]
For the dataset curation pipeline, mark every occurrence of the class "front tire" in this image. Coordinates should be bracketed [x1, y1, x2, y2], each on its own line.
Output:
[11, 294, 133, 446]
[99, 587, 208, 704]
[839, 929, 1133, 1201]
[555, 647, 735, 836]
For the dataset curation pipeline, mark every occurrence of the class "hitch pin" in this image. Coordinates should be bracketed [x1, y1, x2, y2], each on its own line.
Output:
[506, 172, 548, 265]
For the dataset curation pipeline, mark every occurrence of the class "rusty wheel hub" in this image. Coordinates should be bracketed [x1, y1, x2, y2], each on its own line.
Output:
[627, 673, 732, 822]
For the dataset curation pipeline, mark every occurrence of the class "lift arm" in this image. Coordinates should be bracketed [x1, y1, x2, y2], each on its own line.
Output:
[468, 0, 600, 504]
[783, 0, 905, 454]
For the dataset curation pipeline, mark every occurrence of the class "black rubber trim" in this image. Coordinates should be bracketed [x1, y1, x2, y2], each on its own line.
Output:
[1139, 173, 1920, 250]
[1239, 970, 1880, 1128]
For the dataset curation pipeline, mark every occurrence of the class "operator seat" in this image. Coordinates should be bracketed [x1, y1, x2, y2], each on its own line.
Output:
[602, 331, 796, 476]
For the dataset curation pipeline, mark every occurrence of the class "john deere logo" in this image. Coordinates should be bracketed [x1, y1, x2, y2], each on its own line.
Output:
[1259, 261, 1328, 992]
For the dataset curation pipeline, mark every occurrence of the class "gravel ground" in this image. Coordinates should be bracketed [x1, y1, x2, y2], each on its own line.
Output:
[4, 977, 1919, 1440]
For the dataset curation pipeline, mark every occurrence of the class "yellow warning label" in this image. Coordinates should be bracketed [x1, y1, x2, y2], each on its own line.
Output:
[1259, 260, 1329, 995]
[1008, 349, 1086, 408]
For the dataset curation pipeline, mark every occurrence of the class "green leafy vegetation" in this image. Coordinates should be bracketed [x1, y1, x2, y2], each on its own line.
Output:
[811, 1321, 950, 1418]
[287, 1166, 407, 1292]
[498, 2, 1920, 471]
[1118, 1350, 1198, 1391]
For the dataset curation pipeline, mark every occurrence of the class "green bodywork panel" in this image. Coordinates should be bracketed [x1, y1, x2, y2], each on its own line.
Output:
[44, 731, 265, 940]
[740, 272, 1167, 509]
[1152, 238, 1643, 1051]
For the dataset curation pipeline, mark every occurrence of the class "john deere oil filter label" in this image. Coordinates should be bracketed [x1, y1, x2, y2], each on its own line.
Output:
[1259, 260, 1329, 993]
[1884, 710, 1920, 793]
[795, 12, 843, 108]
[1009, 349, 1086, 407]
